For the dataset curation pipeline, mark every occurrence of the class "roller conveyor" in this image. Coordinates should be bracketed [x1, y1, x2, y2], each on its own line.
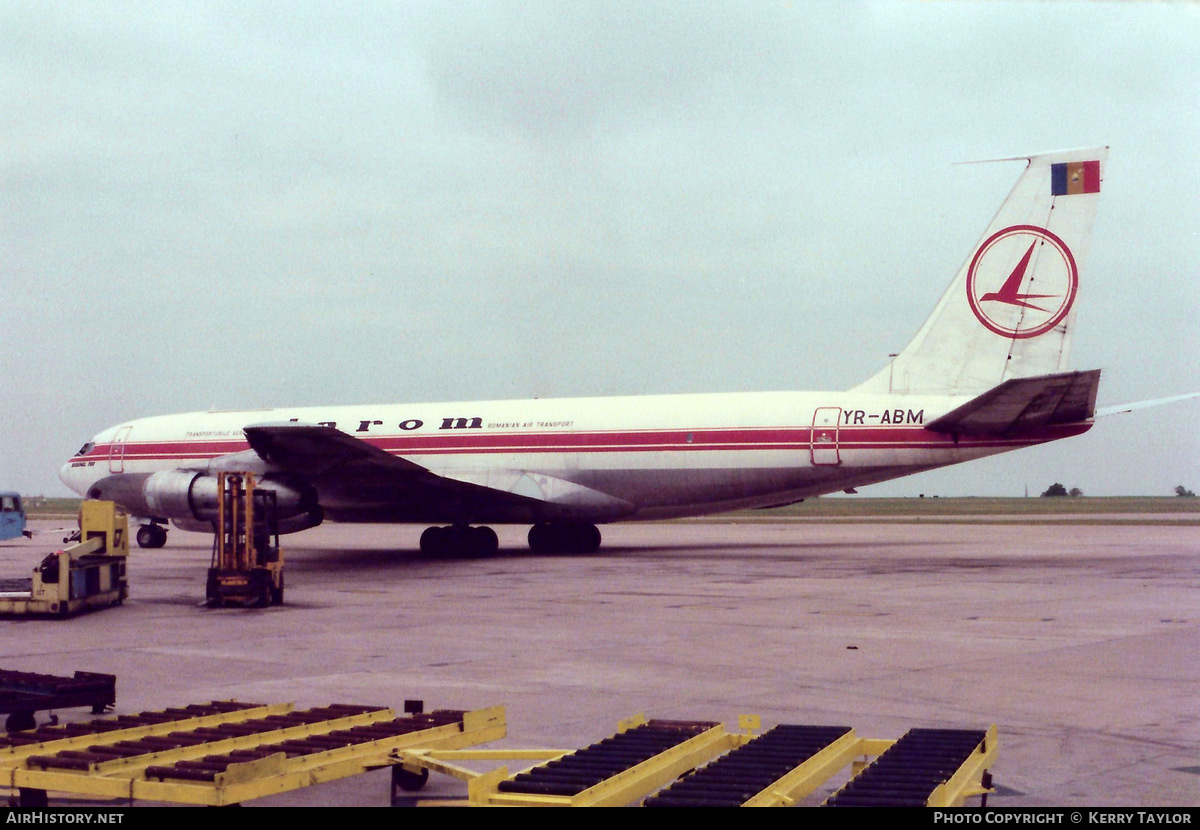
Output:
[144, 710, 467, 782]
[643, 724, 853, 807]
[824, 727, 989, 807]
[0, 701, 267, 750]
[5, 701, 996, 807]
[0, 669, 117, 731]
[499, 719, 719, 797]
[23, 704, 393, 772]
[3, 701, 506, 806]
[400, 716, 995, 807]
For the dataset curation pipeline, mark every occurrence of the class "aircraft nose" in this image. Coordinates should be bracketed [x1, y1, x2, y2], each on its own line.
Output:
[59, 457, 90, 496]
[59, 460, 77, 493]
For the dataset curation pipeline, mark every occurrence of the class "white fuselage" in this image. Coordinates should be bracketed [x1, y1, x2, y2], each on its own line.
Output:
[60, 389, 1089, 524]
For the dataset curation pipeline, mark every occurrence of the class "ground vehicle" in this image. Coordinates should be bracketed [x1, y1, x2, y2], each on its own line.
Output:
[0, 492, 29, 541]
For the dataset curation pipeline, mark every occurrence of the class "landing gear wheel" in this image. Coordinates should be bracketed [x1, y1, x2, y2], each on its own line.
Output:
[444, 525, 472, 558]
[420, 526, 448, 557]
[270, 574, 284, 606]
[471, 525, 499, 557]
[576, 524, 601, 553]
[421, 525, 499, 557]
[136, 524, 167, 549]
[528, 522, 602, 554]
[528, 522, 553, 553]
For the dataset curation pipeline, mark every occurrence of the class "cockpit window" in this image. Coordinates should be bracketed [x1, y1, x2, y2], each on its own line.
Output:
[75, 442, 95, 457]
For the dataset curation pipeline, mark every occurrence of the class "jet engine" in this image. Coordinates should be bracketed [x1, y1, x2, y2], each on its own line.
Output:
[87, 471, 321, 534]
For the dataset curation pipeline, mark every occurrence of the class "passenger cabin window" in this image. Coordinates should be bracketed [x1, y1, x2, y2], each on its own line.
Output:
[1, 496, 17, 512]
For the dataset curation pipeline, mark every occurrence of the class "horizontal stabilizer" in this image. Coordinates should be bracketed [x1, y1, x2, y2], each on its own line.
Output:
[925, 370, 1101, 436]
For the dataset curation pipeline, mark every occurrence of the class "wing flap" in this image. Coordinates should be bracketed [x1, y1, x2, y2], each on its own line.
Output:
[441, 470, 635, 514]
[925, 369, 1101, 435]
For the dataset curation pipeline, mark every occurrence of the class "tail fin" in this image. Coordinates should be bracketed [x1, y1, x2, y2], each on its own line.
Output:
[854, 147, 1108, 395]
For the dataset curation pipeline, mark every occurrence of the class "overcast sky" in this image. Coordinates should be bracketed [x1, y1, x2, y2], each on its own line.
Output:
[3, 1, 1198, 499]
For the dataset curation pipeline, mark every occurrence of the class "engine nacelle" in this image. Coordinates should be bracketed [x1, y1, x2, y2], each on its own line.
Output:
[277, 507, 324, 534]
[89, 471, 320, 533]
[172, 507, 323, 535]
[170, 518, 215, 533]
[143, 470, 221, 520]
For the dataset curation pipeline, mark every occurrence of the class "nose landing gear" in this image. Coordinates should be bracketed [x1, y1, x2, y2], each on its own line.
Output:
[135, 523, 168, 549]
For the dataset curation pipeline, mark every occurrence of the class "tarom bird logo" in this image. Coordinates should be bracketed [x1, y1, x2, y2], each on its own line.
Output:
[980, 241, 1057, 311]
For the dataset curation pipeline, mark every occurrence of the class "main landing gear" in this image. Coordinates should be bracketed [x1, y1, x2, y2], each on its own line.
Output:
[527, 522, 601, 554]
[419, 525, 499, 558]
[136, 523, 168, 549]
[417, 522, 603, 557]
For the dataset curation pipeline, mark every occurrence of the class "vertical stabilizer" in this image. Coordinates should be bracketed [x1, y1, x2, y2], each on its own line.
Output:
[854, 147, 1107, 395]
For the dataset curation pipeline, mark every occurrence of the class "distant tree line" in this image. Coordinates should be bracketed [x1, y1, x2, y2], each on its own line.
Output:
[1039, 483, 1195, 497]
[1040, 483, 1083, 497]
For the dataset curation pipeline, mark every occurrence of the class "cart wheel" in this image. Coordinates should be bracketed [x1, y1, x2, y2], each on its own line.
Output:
[18, 788, 48, 809]
[392, 765, 428, 792]
[5, 711, 36, 732]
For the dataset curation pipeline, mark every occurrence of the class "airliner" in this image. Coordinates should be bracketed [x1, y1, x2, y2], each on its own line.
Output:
[62, 147, 1121, 556]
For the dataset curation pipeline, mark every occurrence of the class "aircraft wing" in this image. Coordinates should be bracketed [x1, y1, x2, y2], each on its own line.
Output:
[924, 370, 1101, 436]
[244, 422, 428, 477]
[241, 422, 632, 518]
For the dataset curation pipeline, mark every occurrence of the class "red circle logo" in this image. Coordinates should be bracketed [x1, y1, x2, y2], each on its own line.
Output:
[965, 224, 1078, 339]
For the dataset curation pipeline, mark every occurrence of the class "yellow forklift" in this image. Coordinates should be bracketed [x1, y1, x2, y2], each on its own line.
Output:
[205, 472, 284, 608]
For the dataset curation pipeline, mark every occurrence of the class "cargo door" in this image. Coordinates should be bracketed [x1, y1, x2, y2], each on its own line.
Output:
[810, 407, 841, 466]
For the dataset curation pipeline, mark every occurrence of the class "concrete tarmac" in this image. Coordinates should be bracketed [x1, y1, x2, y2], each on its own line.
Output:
[2, 517, 1197, 807]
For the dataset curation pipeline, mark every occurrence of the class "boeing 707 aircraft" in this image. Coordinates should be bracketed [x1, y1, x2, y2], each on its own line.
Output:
[62, 147, 1114, 556]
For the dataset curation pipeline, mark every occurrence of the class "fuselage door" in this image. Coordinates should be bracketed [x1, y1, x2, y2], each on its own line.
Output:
[109, 426, 133, 473]
[811, 407, 842, 466]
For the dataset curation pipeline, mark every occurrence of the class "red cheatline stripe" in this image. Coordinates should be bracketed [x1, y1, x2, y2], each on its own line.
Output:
[82, 422, 1086, 465]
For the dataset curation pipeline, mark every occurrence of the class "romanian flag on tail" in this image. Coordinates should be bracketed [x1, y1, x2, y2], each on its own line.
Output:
[1051, 160, 1101, 195]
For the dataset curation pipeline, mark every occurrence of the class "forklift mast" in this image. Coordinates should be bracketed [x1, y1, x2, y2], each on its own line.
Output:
[207, 473, 283, 608]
